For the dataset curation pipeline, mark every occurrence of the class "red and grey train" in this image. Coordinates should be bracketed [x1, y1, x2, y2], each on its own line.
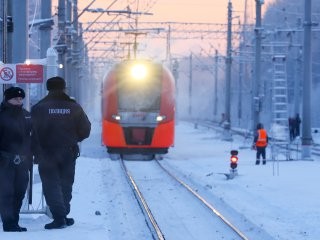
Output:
[101, 59, 175, 159]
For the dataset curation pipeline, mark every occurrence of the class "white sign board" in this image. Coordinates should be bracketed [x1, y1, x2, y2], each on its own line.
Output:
[0, 64, 16, 84]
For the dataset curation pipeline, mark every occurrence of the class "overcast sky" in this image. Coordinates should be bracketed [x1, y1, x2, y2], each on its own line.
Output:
[51, 0, 275, 23]
[49, 0, 276, 59]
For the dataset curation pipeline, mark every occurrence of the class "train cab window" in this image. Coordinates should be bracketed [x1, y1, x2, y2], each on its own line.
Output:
[116, 62, 162, 112]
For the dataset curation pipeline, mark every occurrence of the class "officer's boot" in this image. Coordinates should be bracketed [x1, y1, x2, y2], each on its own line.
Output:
[44, 218, 67, 230]
[3, 221, 24, 232]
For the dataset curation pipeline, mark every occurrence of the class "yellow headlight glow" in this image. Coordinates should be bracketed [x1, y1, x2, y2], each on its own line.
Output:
[130, 63, 147, 80]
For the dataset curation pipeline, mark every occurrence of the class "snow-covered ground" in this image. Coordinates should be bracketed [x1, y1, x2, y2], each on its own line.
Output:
[3, 118, 320, 240]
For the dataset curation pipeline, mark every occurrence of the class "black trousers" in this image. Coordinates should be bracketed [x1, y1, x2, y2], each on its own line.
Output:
[39, 148, 76, 220]
[256, 146, 266, 160]
[0, 159, 29, 228]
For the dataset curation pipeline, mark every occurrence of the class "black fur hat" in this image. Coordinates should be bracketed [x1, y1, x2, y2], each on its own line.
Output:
[257, 123, 263, 129]
[46, 76, 66, 91]
[4, 87, 25, 101]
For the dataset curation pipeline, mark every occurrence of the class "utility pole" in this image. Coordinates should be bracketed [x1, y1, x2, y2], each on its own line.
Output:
[189, 53, 193, 117]
[40, 0, 52, 96]
[1, 0, 8, 63]
[238, 0, 248, 126]
[12, 0, 28, 64]
[223, 0, 232, 141]
[72, 0, 80, 100]
[172, 58, 179, 120]
[166, 24, 171, 66]
[12, 0, 29, 108]
[252, 0, 263, 132]
[214, 49, 218, 117]
[301, 0, 313, 159]
[6, 0, 12, 64]
[40, 0, 52, 59]
[65, 0, 72, 89]
[0, 0, 13, 65]
[294, 18, 302, 117]
[238, 47, 243, 126]
[1, 0, 9, 97]
[57, 0, 66, 78]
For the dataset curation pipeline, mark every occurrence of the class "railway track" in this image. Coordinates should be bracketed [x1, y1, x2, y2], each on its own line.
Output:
[120, 158, 249, 240]
[120, 159, 165, 240]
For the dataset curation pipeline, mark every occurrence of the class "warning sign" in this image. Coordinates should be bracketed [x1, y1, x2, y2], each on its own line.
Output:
[0, 64, 16, 84]
[16, 64, 44, 83]
[0, 64, 44, 84]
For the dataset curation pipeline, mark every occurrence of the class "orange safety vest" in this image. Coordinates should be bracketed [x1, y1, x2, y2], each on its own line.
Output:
[256, 129, 268, 147]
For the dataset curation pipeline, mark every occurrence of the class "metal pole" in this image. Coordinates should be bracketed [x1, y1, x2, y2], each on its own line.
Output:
[301, 0, 313, 159]
[225, 1, 232, 126]
[238, 46, 243, 126]
[65, 0, 72, 94]
[294, 18, 302, 116]
[72, 0, 79, 100]
[238, 0, 248, 126]
[1, 0, 8, 97]
[188, 53, 192, 117]
[7, 0, 12, 63]
[40, 0, 51, 59]
[12, 0, 28, 64]
[214, 49, 218, 117]
[12, 0, 29, 109]
[253, 0, 263, 132]
[172, 59, 179, 120]
[40, 0, 52, 96]
[1, 0, 8, 63]
[166, 24, 171, 65]
[57, 0, 66, 78]
[223, 0, 232, 141]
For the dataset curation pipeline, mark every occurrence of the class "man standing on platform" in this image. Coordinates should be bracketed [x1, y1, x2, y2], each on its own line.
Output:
[31, 76, 91, 230]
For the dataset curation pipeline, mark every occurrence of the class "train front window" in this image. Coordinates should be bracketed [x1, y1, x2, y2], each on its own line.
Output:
[117, 62, 161, 112]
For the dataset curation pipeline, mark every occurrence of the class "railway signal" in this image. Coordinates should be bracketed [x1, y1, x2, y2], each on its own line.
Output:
[225, 150, 239, 180]
[230, 150, 238, 170]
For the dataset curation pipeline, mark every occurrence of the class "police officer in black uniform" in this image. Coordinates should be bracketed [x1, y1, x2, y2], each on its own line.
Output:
[0, 87, 32, 232]
[31, 76, 91, 230]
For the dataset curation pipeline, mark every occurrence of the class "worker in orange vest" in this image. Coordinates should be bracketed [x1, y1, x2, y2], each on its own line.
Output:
[252, 123, 268, 165]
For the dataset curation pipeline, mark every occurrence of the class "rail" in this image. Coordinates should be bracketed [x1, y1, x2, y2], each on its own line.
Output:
[120, 159, 165, 240]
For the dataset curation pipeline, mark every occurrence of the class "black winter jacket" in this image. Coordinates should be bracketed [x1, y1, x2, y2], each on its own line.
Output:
[31, 91, 91, 152]
[0, 102, 32, 156]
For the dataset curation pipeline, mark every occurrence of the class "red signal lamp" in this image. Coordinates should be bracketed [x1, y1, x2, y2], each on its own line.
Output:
[230, 150, 239, 169]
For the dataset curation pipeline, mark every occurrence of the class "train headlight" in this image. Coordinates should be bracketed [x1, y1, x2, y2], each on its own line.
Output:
[130, 63, 147, 80]
[112, 114, 121, 121]
[156, 115, 166, 122]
